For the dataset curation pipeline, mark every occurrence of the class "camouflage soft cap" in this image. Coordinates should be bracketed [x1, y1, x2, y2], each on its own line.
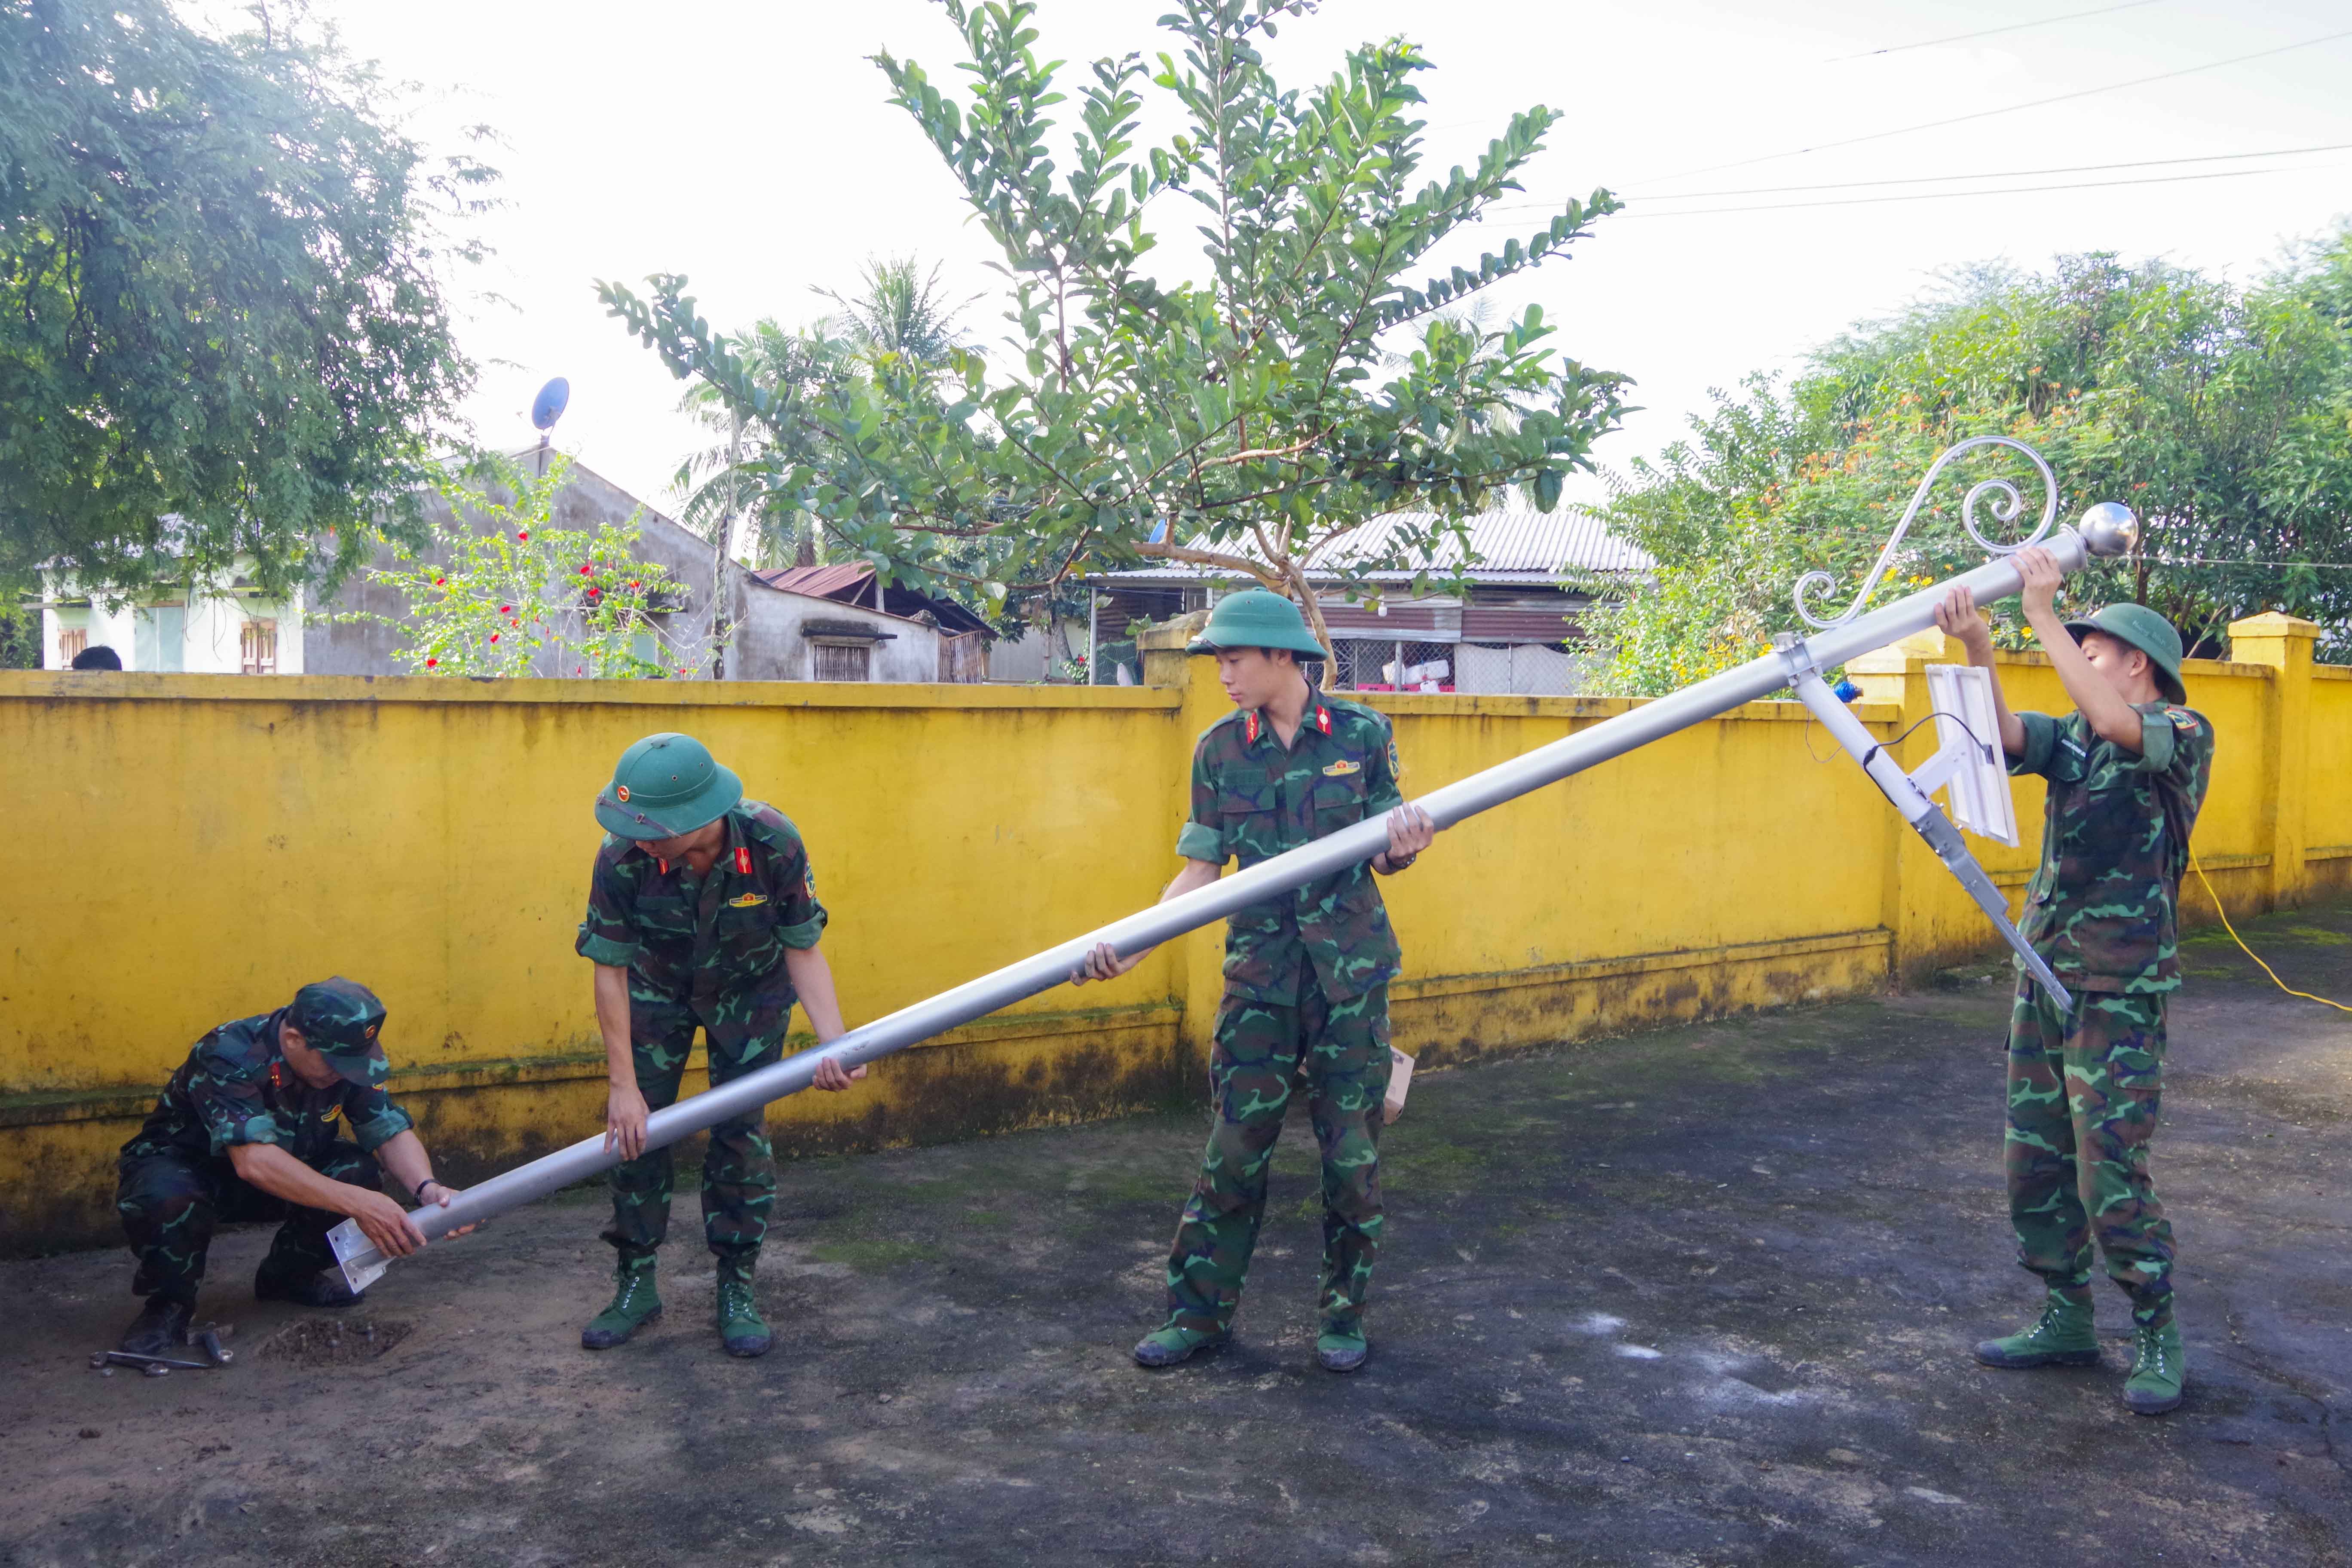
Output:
[288, 977, 390, 1088]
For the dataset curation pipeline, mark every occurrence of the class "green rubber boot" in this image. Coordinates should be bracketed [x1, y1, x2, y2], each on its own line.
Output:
[580, 1255, 662, 1350]
[1132, 1322, 1228, 1368]
[715, 1255, 771, 1358]
[1316, 1325, 1369, 1374]
[1974, 1288, 2099, 1369]
[2123, 1320, 2186, 1415]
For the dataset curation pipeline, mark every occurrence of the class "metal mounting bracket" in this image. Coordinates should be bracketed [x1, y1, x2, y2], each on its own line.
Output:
[1777, 635, 2070, 1010]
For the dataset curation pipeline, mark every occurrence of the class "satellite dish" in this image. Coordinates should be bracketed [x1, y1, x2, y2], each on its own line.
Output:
[530, 377, 571, 432]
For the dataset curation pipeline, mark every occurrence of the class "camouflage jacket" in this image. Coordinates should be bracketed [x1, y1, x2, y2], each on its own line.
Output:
[123, 1010, 414, 1162]
[1175, 695, 1406, 1005]
[575, 799, 829, 1036]
[2010, 702, 2214, 993]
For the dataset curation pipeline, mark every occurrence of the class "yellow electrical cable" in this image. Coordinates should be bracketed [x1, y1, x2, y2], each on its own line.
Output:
[2190, 854, 2352, 1014]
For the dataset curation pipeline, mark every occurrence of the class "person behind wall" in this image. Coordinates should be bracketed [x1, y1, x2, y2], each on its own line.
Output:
[575, 732, 864, 1358]
[1934, 548, 2214, 1416]
[114, 977, 472, 1356]
[70, 645, 122, 670]
[1075, 589, 1439, 1375]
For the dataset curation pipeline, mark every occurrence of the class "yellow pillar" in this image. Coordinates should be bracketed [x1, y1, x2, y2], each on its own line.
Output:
[2226, 611, 2321, 912]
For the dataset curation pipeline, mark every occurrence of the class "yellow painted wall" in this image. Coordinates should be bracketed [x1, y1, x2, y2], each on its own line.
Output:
[3, 612, 2343, 1251]
[2311, 668, 2352, 854]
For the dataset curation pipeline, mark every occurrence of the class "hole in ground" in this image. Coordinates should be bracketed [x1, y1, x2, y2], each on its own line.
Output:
[265, 1319, 412, 1367]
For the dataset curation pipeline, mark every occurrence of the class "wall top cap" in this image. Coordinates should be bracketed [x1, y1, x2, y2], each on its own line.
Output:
[2226, 610, 2322, 638]
[1135, 610, 1210, 652]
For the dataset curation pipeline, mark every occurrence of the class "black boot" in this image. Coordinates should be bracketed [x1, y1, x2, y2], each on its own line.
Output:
[119, 1296, 194, 1357]
[255, 1265, 364, 1308]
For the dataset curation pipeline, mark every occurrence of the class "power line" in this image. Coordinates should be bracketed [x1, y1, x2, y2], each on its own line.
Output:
[1608, 160, 2335, 219]
[1570, 141, 2352, 205]
[1826, 1, 2164, 64]
[1638, 27, 2352, 187]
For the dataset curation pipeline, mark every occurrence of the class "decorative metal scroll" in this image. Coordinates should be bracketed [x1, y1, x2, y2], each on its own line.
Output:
[1792, 435, 2058, 630]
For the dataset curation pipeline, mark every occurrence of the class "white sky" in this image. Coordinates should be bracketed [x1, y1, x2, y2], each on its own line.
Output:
[256, 0, 2352, 518]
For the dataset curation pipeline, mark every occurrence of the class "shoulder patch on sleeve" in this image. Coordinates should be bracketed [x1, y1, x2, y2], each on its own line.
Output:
[738, 802, 802, 852]
[2164, 706, 2204, 735]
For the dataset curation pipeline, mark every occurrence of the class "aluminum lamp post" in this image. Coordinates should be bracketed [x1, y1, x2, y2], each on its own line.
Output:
[333, 451, 2136, 1290]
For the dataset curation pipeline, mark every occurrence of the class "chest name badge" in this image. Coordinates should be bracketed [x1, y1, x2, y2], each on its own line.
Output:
[726, 893, 768, 908]
[1322, 759, 1361, 777]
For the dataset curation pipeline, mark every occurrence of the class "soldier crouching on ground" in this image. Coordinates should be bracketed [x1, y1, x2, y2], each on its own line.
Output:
[576, 732, 862, 1358]
[1935, 547, 2213, 1416]
[114, 977, 472, 1356]
[1076, 589, 1437, 1374]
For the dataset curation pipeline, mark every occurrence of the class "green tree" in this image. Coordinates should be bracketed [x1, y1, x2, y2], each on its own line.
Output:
[0, 601, 38, 668]
[0, 0, 493, 600]
[602, 0, 1623, 665]
[674, 258, 976, 574]
[1583, 241, 2352, 693]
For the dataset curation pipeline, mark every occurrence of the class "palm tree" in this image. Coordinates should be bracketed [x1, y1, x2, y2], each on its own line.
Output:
[671, 257, 976, 573]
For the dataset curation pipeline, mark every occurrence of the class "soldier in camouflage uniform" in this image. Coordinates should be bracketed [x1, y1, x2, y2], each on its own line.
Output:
[113, 977, 471, 1356]
[1078, 590, 1437, 1373]
[576, 732, 861, 1358]
[1936, 549, 2214, 1415]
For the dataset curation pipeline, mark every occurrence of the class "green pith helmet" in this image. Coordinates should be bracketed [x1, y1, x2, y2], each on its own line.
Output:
[2064, 603, 2186, 704]
[1185, 589, 1326, 658]
[288, 977, 390, 1088]
[595, 732, 743, 840]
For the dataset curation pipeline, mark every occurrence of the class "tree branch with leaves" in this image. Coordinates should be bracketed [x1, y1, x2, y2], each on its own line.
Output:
[600, 0, 1624, 669]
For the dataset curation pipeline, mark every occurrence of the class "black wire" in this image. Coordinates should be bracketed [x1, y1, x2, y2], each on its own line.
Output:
[1861, 709, 1994, 774]
[1634, 26, 2352, 186]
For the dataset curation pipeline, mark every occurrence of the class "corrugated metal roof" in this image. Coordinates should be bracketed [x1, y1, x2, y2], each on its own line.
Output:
[753, 564, 876, 599]
[749, 563, 994, 637]
[1087, 507, 1649, 585]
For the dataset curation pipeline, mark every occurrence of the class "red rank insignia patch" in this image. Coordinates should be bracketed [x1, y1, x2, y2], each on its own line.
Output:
[735, 846, 753, 875]
[1244, 710, 1262, 744]
[1314, 705, 1331, 735]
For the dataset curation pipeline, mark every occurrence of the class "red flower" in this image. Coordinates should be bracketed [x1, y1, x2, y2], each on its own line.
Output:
[490, 633, 500, 643]
[629, 579, 641, 588]
[579, 564, 592, 575]
[425, 658, 438, 668]
[434, 577, 445, 586]
[517, 530, 530, 541]
[499, 604, 512, 614]
[587, 588, 601, 599]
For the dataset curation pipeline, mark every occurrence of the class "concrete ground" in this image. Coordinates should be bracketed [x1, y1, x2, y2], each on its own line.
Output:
[6, 897, 2351, 1568]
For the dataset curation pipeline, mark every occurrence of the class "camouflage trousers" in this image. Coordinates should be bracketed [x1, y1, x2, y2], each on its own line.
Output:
[1164, 980, 1391, 1337]
[116, 1139, 383, 1303]
[605, 1013, 783, 1263]
[2006, 980, 2175, 1328]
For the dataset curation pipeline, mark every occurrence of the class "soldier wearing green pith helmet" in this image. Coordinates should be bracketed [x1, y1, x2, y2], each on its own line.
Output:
[1076, 590, 1438, 1374]
[1936, 550, 2214, 1417]
[575, 733, 863, 1358]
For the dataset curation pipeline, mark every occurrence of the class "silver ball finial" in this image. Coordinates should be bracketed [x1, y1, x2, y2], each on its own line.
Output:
[2077, 502, 2138, 558]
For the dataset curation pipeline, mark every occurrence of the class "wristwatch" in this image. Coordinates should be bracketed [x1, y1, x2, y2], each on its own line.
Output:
[416, 1178, 449, 1202]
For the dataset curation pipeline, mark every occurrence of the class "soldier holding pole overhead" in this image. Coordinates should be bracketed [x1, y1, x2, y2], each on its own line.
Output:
[575, 733, 863, 1358]
[1077, 590, 1437, 1373]
[1936, 548, 2214, 1416]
